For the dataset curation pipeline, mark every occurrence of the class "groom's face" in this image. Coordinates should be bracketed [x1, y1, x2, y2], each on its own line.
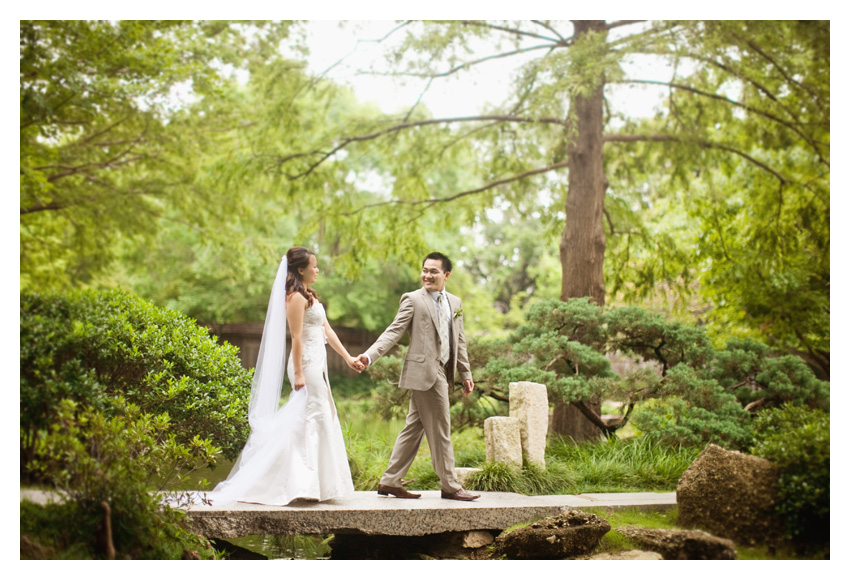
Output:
[421, 258, 450, 292]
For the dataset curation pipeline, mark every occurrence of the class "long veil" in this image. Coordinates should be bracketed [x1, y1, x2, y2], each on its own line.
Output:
[247, 255, 288, 430]
[211, 255, 300, 501]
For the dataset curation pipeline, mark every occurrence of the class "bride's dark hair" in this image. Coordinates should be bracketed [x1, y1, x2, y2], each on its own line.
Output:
[285, 246, 319, 306]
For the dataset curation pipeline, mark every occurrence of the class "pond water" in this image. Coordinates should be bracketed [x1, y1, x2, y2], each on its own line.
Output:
[223, 534, 332, 559]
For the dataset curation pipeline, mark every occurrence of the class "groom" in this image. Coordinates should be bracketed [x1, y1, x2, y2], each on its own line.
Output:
[359, 252, 480, 501]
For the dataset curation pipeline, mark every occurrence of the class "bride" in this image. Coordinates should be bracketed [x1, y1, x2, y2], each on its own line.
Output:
[210, 246, 361, 505]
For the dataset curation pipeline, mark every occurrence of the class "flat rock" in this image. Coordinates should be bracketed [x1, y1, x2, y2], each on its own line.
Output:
[617, 526, 738, 560]
[174, 491, 675, 538]
[581, 550, 663, 560]
[494, 509, 611, 559]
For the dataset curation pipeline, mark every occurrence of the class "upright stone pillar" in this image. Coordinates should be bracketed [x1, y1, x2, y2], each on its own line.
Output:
[484, 416, 523, 469]
[509, 381, 549, 469]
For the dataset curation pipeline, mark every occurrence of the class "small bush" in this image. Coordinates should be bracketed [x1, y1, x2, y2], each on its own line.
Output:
[750, 404, 829, 549]
[20, 289, 253, 477]
[23, 399, 220, 559]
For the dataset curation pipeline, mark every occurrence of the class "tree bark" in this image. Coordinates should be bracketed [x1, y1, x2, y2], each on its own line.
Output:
[550, 400, 604, 441]
[554, 20, 608, 441]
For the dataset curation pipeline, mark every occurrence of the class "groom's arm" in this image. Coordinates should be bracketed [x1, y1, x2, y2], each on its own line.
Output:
[364, 293, 415, 364]
[455, 300, 473, 383]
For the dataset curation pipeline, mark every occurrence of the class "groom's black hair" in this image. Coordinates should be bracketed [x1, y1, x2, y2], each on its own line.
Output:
[423, 252, 452, 273]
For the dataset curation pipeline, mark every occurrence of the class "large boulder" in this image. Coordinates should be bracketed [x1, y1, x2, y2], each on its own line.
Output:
[493, 509, 610, 559]
[677, 444, 781, 546]
[617, 527, 737, 560]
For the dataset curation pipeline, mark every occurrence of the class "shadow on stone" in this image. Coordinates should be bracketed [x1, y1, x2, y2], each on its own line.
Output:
[329, 531, 498, 560]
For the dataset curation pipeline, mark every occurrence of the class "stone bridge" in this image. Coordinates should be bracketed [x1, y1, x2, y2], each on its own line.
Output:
[176, 490, 676, 538]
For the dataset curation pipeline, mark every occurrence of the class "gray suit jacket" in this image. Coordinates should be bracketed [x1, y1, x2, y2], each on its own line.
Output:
[366, 287, 472, 390]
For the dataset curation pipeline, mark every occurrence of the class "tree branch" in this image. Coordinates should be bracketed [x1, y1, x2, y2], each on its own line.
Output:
[612, 78, 829, 166]
[531, 20, 568, 43]
[603, 133, 788, 183]
[458, 20, 565, 44]
[340, 160, 570, 216]
[359, 43, 556, 80]
[571, 400, 612, 435]
[604, 20, 646, 31]
[75, 115, 133, 148]
[741, 37, 826, 110]
[289, 114, 567, 180]
[37, 154, 147, 183]
[637, 46, 824, 136]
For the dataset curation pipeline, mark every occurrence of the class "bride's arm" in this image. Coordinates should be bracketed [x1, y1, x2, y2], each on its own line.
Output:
[286, 293, 308, 389]
[324, 320, 363, 372]
[323, 321, 352, 359]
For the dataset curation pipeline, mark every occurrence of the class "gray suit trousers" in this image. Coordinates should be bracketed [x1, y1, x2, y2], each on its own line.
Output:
[379, 364, 461, 493]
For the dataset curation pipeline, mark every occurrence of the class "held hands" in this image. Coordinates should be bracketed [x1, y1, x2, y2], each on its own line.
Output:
[347, 356, 366, 373]
[357, 354, 370, 369]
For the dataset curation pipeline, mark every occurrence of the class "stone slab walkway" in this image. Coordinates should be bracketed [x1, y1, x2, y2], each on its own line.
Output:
[182, 490, 675, 538]
[21, 489, 675, 538]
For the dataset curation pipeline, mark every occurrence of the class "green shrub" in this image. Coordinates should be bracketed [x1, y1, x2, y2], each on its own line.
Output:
[472, 298, 828, 447]
[23, 399, 220, 559]
[631, 365, 754, 449]
[20, 289, 252, 476]
[750, 404, 829, 549]
[711, 339, 830, 411]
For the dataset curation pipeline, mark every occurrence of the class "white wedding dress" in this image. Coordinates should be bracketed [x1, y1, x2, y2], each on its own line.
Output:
[210, 300, 354, 506]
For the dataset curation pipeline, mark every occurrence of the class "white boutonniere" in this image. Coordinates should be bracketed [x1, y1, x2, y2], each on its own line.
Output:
[453, 308, 463, 319]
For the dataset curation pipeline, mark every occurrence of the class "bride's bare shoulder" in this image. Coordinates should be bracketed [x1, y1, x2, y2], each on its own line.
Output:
[286, 291, 308, 306]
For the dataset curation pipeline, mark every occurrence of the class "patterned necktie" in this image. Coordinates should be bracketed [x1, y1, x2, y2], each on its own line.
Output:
[436, 292, 450, 364]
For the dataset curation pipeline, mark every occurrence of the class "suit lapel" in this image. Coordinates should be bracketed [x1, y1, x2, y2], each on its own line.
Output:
[418, 287, 439, 332]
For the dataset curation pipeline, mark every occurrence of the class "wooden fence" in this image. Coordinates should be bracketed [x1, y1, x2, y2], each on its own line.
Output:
[205, 323, 380, 377]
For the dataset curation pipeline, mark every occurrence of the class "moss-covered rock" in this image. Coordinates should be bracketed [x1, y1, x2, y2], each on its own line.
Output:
[676, 444, 781, 546]
[493, 510, 610, 559]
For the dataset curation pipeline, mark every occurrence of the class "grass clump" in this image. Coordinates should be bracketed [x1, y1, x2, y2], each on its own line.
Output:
[459, 434, 698, 496]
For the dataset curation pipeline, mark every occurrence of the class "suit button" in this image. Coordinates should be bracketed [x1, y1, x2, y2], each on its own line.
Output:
[435, 357, 440, 361]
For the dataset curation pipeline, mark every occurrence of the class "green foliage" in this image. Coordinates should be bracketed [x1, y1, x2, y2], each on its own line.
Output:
[474, 298, 827, 447]
[751, 404, 829, 548]
[20, 289, 252, 475]
[20, 20, 296, 291]
[606, 306, 715, 372]
[22, 399, 219, 559]
[709, 338, 830, 410]
[345, 19, 830, 371]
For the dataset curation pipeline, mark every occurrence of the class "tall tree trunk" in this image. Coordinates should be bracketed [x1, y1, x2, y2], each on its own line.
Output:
[553, 20, 608, 441]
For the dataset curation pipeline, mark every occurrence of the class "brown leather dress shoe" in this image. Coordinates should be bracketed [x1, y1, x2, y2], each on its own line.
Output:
[377, 484, 421, 499]
[440, 488, 480, 501]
